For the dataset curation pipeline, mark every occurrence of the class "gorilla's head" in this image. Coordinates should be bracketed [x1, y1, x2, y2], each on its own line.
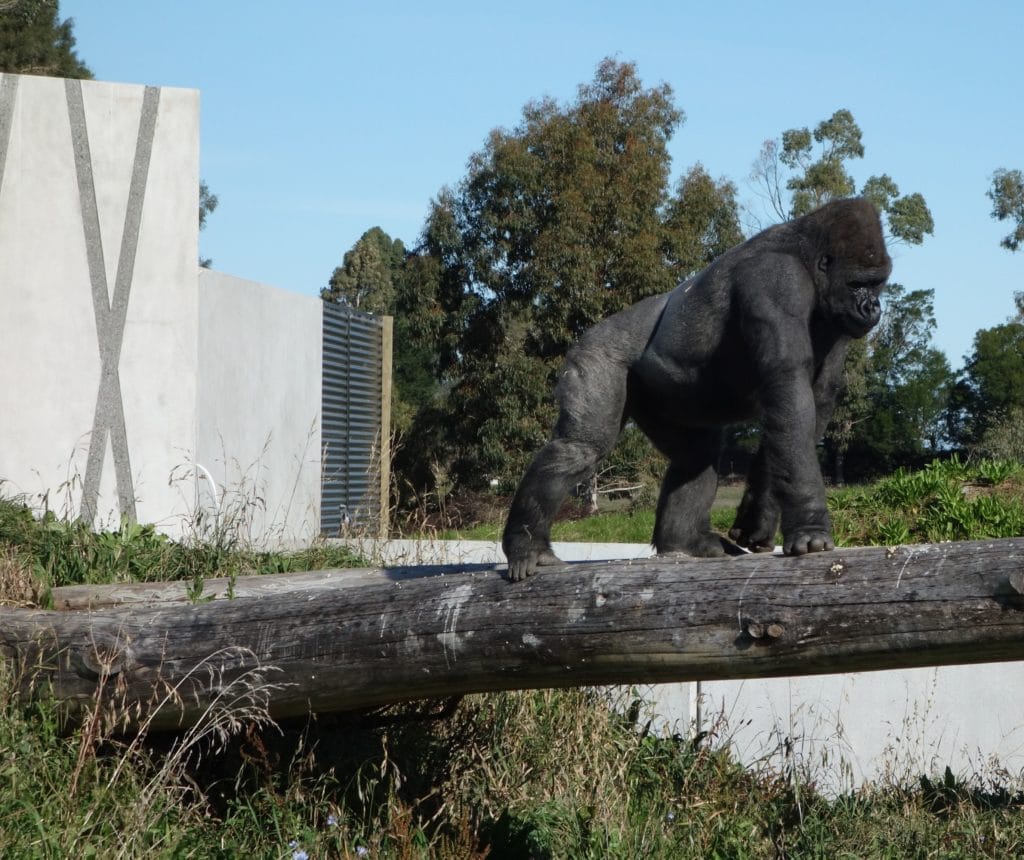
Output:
[804, 198, 892, 338]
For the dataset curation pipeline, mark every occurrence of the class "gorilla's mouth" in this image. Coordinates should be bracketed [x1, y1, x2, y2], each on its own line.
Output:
[847, 287, 882, 335]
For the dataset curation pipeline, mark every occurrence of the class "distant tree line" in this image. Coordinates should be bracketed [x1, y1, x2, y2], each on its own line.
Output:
[322, 59, 1024, 511]
[5, 5, 1016, 510]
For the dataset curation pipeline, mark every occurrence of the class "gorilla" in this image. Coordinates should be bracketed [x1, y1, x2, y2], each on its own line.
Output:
[502, 197, 892, 581]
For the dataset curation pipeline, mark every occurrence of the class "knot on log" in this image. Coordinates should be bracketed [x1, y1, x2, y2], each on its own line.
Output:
[744, 620, 786, 642]
[995, 572, 1024, 610]
[70, 640, 132, 681]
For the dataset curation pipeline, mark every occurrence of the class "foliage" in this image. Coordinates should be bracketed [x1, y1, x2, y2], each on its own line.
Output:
[198, 179, 218, 231]
[400, 58, 742, 494]
[0, 0, 92, 79]
[834, 285, 954, 480]
[198, 178, 219, 268]
[322, 226, 406, 314]
[600, 425, 665, 496]
[825, 336, 871, 481]
[951, 314, 1024, 445]
[979, 405, 1024, 462]
[322, 227, 446, 481]
[5, 670, 1024, 857]
[0, 496, 361, 596]
[824, 284, 954, 482]
[751, 108, 934, 245]
[989, 167, 1024, 251]
[828, 456, 1024, 546]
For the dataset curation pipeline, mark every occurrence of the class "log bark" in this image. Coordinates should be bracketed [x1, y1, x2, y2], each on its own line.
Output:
[2, 538, 1024, 730]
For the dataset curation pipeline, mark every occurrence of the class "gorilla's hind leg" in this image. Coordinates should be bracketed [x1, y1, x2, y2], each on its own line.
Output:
[652, 429, 740, 558]
[503, 437, 607, 581]
[503, 340, 628, 581]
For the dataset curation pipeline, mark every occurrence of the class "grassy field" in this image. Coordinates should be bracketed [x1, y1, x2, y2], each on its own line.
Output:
[2, 457, 1024, 857]
[436, 458, 1024, 550]
[434, 483, 745, 544]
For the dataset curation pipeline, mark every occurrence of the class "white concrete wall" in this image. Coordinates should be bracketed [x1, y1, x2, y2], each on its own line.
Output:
[0, 74, 324, 546]
[694, 664, 1024, 793]
[196, 270, 322, 547]
[0, 74, 198, 532]
[361, 537, 1024, 790]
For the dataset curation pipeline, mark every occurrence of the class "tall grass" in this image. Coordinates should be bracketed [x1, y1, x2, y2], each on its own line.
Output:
[5, 670, 1023, 857]
[0, 495, 361, 603]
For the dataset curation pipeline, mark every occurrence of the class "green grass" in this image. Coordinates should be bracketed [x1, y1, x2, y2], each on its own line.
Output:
[3, 462, 1024, 857]
[439, 484, 743, 544]
[829, 455, 1024, 546]
[435, 457, 1024, 549]
[0, 498, 363, 605]
[2, 672, 1024, 858]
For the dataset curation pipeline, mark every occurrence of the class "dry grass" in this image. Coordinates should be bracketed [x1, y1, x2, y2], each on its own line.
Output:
[0, 543, 40, 606]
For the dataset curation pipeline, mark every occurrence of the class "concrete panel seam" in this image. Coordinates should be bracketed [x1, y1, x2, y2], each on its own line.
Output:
[66, 80, 161, 524]
[0, 74, 19, 200]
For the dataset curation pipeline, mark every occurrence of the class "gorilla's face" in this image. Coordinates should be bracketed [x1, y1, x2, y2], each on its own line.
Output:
[815, 204, 892, 338]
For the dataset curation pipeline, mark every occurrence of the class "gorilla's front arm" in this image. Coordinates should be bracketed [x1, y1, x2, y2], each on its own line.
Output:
[730, 338, 850, 554]
[502, 198, 890, 581]
[731, 254, 835, 555]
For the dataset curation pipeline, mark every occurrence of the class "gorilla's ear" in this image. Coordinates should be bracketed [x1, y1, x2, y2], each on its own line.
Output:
[817, 254, 832, 274]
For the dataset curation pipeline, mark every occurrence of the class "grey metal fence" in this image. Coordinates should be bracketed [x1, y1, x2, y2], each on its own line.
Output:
[321, 302, 392, 536]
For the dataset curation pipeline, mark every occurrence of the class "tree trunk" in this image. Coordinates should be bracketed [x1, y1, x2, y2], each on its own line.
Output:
[2, 538, 1024, 730]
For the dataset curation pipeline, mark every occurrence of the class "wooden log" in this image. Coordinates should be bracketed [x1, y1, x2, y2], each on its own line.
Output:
[2, 538, 1024, 731]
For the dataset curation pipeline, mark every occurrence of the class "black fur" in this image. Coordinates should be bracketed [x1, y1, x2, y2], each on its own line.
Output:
[502, 198, 892, 581]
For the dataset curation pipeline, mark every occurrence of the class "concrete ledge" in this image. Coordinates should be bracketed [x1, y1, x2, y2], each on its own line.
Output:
[333, 537, 656, 567]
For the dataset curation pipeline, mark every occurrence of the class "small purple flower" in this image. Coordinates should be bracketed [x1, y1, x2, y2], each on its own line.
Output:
[356, 847, 369, 857]
[292, 850, 309, 860]
[327, 814, 338, 827]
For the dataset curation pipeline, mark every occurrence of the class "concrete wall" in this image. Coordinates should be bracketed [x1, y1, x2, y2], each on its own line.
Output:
[695, 664, 1024, 793]
[0, 74, 198, 531]
[0, 73, 330, 545]
[196, 270, 322, 547]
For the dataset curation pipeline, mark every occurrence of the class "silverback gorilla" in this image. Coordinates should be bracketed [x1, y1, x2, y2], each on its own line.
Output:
[502, 198, 892, 581]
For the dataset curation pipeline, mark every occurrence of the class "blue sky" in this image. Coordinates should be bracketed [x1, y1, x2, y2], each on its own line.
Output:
[61, 0, 1022, 368]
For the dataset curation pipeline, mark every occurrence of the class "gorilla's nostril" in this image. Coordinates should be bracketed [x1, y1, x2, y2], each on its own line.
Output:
[858, 296, 880, 319]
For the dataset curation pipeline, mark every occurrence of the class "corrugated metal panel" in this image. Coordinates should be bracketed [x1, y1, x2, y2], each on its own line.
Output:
[321, 302, 385, 535]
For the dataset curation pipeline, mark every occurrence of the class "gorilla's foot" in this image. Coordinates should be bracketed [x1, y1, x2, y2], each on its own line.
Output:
[729, 495, 780, 553]
[783, 529, 834, 556]
[655, 531, 731, 559]
[535, 547, 562, 566]
[728, 525, 777, 553]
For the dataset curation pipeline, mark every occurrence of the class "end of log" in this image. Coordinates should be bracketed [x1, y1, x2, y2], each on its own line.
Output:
[995, 572, 1024, 610]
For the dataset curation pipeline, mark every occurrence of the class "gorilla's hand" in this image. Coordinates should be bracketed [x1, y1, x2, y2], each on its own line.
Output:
[504, 534, 562, 582]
